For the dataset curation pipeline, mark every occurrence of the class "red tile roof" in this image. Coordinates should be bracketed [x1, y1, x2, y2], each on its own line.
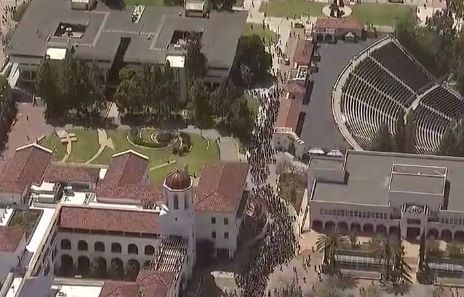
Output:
[275, 97, 303, 131]
[315, 17, 364, 32]
[195, 162, 249, 213]
[0, 226, 25, 252]
[59, 206, 159, 235]
[97, 184, 163, 204]
[292, 40, 314, 66]
[136, 270, 176, 297]
[103, 151, 149, 187]
[43, 164, 100, 184]
[99, 281, 140, 297]
[0, 144, 52, 193]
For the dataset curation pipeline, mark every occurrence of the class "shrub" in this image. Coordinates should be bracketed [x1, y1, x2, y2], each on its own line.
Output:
[180, 132, 192, 148]
[172, 147, 178, 155]
[155, 132, 173, 143]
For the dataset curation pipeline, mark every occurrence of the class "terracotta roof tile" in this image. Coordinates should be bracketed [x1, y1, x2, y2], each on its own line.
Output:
[136, 270, 176, 297]
[103, 151, 148, 187]
[43, 164, 100, 184]
[59, 206, 159, 235]
[275, 98, 303, 130]
[0, 226, 25, 252]
[315, 17, 364, 31]
[292, 40, 313, 66]
[195, 162, 249, 213]
[0, 144, 52, 193]
[96, 184, 163, 203]
[99, 281, 140, 297]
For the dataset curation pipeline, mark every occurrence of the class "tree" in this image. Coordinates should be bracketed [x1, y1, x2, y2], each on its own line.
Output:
[349, 232, 358, 249]
[161, 61, 178, 118]
[185, 32, 207, 79]
[189, 80, 212, 127]
[114, 67, 141, 114]
[0, 75, 17, 143]
[425, 237, 443, 260]
[210, 79, 241, 123]
[316, 229, 348, 274]
[232, 35, 271, 86]
[446, 241, 464, 259]
[403, 110, 416, 153]
[371, 123, 394, 152]
[228, 95, 255, 141]
[373, 235, 398, 281]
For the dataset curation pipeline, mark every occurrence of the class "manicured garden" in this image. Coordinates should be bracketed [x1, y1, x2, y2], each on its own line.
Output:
[39, 128, 220, 184]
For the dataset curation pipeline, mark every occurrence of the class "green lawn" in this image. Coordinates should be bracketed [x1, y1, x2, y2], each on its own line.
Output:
[245, 93, 260, 118]
[39, 129, 220, 184]
[10, 209, 43, 241]
[39, 129, 100, 163]
[260, 0, 325, 18]
[351, 3, 413, 26]
[260, 0, 413, 26]
[243, 23, 279, 44]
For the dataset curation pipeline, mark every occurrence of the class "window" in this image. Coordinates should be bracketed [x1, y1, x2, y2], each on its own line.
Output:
[94, 242, 105, 252]
[128, 244, 138, 255]
[224, 218, 229, 225]
[184, 194, 188, 209]
[77, 240, 88, 251]
[173, 195, 179, 210]
[211, 217, 216, 224]
[61, 239, 71, 250]
[111, 243, 122, 253]
[320, 209, 324, 215]
[224, 232, 229, 239]
[212, 231, 216, 239]
[145, 245, 155, 255]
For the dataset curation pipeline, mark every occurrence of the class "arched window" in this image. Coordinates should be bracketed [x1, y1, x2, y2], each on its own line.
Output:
[128, 244, 138, 255]
[144, 245, 155, 255]
[173, 195, 179, 210]
[111, 242, 122, 253]
[61, 239, 71, 250]
[184, 194, 188, 209]
[77, 240, 88, 251]
[94, 241, 105, 252]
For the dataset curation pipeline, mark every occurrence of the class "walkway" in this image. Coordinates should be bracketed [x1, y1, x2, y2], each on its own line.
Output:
[85, 129, 114, 164]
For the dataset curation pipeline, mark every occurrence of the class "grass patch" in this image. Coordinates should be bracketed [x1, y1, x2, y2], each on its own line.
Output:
[124, 0, 164, 5]
[278, 172, 306, 212]
[41, 129, 220, 184]
[243, 23, 279, 44]
[351, 3, 414, 26]
[39, 129, 100, 163]
[245, 93, 260, 119]
[10, 209, 42, 241]
[259, 0, 325, 18]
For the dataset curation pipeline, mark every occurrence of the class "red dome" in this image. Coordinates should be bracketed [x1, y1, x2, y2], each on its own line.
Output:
[164, 169, 191, 190]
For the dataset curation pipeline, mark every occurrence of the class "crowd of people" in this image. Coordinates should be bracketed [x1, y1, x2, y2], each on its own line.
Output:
[236, 88, 298, 297]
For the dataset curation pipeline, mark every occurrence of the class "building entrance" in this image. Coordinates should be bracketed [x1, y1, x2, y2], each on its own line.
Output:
[406, 227, 421, 240]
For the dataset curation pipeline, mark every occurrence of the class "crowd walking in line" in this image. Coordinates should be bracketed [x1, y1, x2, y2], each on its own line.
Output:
[236, 87, 298, 297]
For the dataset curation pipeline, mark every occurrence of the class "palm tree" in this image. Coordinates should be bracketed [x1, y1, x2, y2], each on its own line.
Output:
[373, 235, 397, 281]
[316, 229, 348, 274]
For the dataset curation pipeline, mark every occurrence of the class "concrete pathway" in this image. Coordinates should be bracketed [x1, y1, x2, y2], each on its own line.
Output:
[218, 137, 240, 162]
[149, 160, 177, 171]
[85, 129, 114, 164]
[61, 138, 72, 163]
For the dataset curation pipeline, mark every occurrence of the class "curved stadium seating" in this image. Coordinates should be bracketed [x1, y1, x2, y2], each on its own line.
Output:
[339, 40, 464, 154]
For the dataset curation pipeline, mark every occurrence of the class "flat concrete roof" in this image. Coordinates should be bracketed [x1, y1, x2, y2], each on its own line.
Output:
[311, 151, 464, 210]
[309, 155, 345, 171]
[7, 0, 246, 70]
[389, 173, 445, 195]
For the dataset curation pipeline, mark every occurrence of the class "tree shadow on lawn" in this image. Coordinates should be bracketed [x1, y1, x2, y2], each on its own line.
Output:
[119, 114, 188, 129]
[46, 115, 118, 129]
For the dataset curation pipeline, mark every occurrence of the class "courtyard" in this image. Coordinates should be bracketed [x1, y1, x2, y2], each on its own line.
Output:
[39, 128, 220, 184]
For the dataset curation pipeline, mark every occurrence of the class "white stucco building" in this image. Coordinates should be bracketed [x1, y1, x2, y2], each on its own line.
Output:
[308, 151, 464, 241]
[0, 144, 250, 297]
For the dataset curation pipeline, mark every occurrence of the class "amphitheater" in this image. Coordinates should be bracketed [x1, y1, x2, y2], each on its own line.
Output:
[332, 36, 464, 155]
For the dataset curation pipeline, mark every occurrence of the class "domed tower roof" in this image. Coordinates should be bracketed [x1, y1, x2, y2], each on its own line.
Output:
[164, 169, 191, 191]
